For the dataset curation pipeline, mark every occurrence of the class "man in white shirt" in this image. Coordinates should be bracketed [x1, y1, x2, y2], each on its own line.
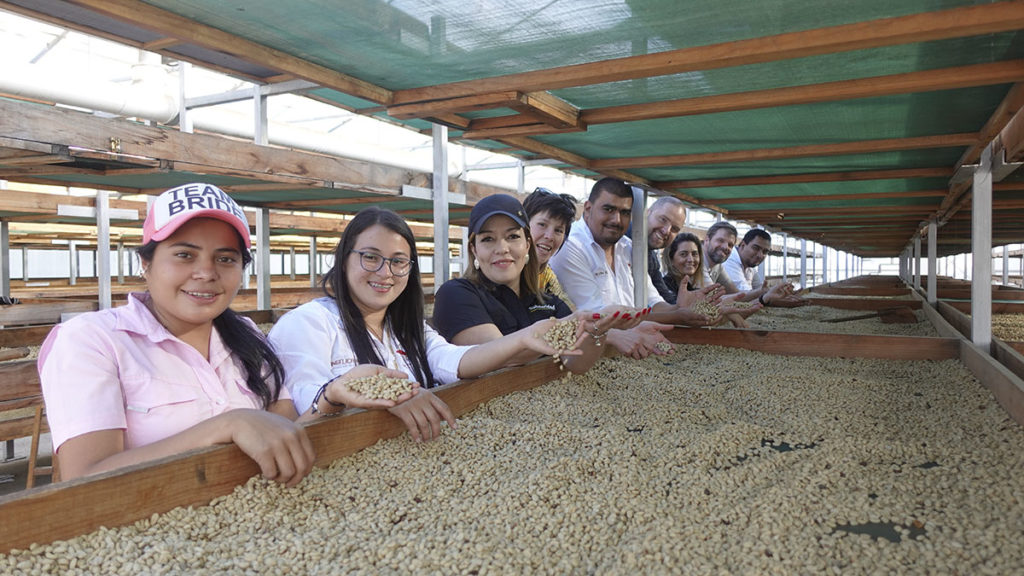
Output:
[549, 178, 721, 358]
[723, 228, 770, 292]
[723, 228, 807, 308]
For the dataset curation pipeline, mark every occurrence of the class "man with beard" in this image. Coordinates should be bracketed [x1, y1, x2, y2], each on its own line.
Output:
[723, 228, 807, 307]
[550, 178, 722, 358]
[629, 196, 687, 303]
[703, 223, 799, 326]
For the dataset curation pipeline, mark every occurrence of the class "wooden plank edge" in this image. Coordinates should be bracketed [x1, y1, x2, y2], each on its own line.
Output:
[808, 297, 923, 311]
[960, 339, 1024, 427]
[665, 326, 959, 360]
[0, 358, 564, 554]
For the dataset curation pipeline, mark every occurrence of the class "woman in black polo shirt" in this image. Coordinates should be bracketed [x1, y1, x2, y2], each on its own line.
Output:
[433, 194, 642, 374]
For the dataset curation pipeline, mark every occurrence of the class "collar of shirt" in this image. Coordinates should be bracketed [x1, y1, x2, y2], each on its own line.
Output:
[115, 292, 232, 366]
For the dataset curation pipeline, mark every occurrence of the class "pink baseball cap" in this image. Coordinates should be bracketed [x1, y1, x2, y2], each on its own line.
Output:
[142, 183, 251, 249]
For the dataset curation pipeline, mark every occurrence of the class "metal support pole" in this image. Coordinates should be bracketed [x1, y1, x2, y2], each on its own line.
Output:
[800, 239, 807, 289]
[822, 245, 829, 284]
[289, 247, 296, 280]
[972, 143, 993, 350]
[256, 207, 271, 311]
[96, 190, 112, 310]
[178, 62, 193, 133]
[913, 235, 921, 290]
[631, 186, 648, 307]
[0, 220, 8, 299]
[243, 250, 252, 290]
[254, 87, 269, 146]
[927, 221, 937, 304]
[781, 233, 788, 281]
[116, 241, 125, 284]
[21, 246, 28, 282]
[309, 236, 318, 287]
[69, 241, 78, 287]
[1002, 245, 1009, 285]
[432, 124, 450, 292]
[810, 242, 816, 287]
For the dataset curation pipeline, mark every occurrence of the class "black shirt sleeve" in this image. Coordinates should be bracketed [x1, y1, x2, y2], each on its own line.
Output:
[648, 250, 675, 302]
[662, 273, 679, 305]
[432, 278, 499, 341]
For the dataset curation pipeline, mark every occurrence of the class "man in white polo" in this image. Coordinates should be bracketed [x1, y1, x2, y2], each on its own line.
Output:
[549, 178, 721, 358]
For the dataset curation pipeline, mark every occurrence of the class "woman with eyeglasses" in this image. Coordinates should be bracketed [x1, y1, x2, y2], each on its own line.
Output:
[268, 207, 579, 442]
[433, 194, 643, 373]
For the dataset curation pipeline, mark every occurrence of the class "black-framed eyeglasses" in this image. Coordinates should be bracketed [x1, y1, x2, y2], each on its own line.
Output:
[350, 249, 415, 277]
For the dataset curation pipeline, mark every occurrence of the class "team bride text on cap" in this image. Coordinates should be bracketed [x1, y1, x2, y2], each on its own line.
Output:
[144, 183, 251, 247]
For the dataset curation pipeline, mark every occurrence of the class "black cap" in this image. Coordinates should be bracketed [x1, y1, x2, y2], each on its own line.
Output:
[468, 194, 528, 236]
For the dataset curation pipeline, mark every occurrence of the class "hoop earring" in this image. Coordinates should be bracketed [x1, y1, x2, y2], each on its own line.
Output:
[473, 259, 480, 269]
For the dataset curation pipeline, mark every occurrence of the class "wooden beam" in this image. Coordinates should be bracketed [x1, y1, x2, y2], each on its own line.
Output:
[140, 36, 182, 51]
[262, 195, 408, 209]
[511, 91, 581, 129]
[657, 167, 952, 189]
[388, 91, 527, 119]
[582, 62, 1024, 125]
[0, 153, 71, 167]
[713, 189, 948, 205]
[937, 83, 1024, 223]
[0, 99, 519, 210]
[66, 0, 392, 104]
[461, 123, 588, 140]
[999, 88, 1024, 163]
[593, 134, 979, 170]
[739, 205, 937, 217]
[391, 1, 1024, 104]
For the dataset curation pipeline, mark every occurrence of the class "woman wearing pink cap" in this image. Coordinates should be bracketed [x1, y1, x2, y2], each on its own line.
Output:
[38, 183, 403, 487]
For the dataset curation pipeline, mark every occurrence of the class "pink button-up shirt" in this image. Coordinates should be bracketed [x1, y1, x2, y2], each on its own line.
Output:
[38, 293, 288, 452]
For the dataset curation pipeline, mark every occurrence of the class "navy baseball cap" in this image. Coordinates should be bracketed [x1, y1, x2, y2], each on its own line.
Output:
[468, 194, 528, 236]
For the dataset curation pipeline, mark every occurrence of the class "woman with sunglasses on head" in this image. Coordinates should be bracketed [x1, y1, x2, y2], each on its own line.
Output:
[39, 183, 320, 486]
[522, 187, 679, 360]
[523, 187, 579, 311]
[269, 206, 577, 443]
[433, 194, 643, 373]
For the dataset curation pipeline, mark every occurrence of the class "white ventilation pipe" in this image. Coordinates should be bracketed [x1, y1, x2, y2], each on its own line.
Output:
[0, 52, 179, 124]
[1, 53, 471, 176]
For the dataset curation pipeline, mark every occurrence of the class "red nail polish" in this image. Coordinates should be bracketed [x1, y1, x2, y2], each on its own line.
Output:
[623, 313, 631, 319]
[613, 311, 620, 318]
[593, 313, 601, 319]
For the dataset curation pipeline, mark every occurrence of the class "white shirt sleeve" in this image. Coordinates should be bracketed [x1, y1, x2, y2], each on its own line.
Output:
[548, 233, 609, 312]
[423, 322, 472, 385]
[645, 273, 666, 307]
[268, 301, 339, 413]
[722, 250, 751, 291]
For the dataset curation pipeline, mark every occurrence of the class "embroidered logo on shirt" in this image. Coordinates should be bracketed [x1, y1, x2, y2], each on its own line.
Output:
[331, 358, 357, 367]
[528, 304, 556, 313]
